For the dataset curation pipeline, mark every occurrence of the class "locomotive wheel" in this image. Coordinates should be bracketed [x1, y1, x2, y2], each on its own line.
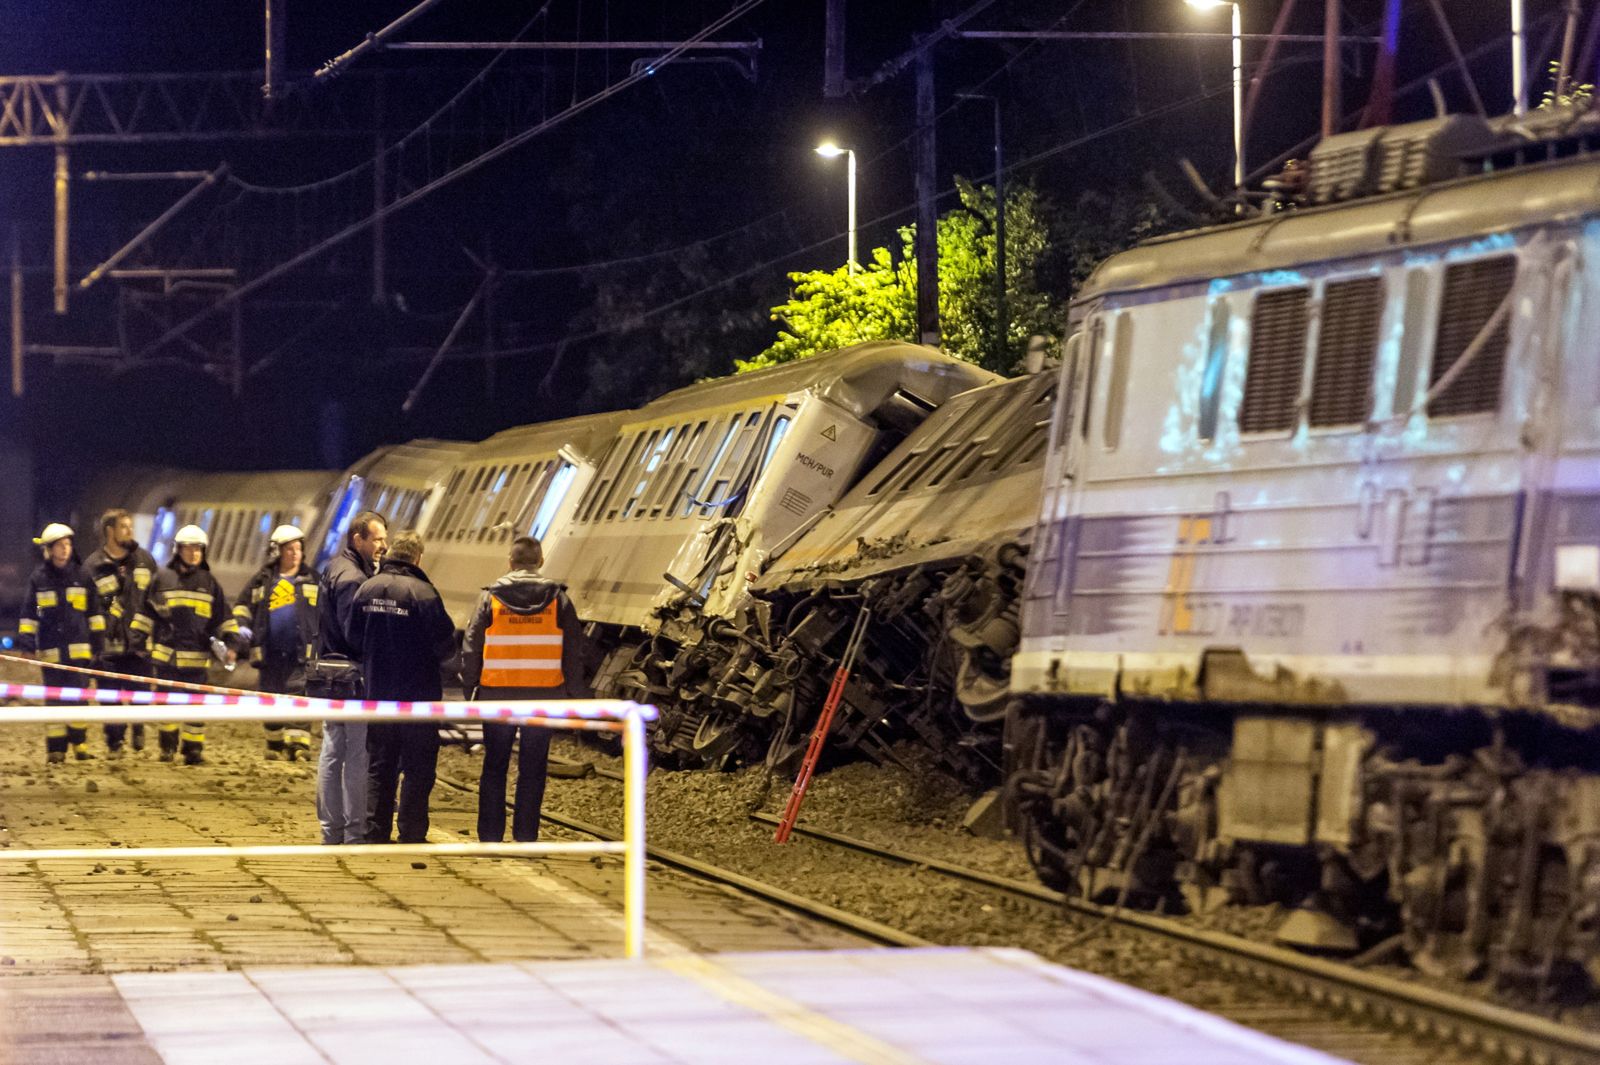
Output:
[690, 710, 746, 769]
[1022, 808, 1075, 893]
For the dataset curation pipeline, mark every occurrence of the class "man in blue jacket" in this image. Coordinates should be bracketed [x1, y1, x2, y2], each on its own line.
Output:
[312, 510, 386, 845]
[346, 531, 456, 844]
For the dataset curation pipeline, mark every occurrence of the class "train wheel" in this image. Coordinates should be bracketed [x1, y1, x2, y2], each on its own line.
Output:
[690, 710, 745, 769]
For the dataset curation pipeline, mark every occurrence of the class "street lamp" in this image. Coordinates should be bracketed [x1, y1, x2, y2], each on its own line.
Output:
[956, 93, 1006, 370]
[815, 141, 858, 274]
[1186, 0, 1244, 189]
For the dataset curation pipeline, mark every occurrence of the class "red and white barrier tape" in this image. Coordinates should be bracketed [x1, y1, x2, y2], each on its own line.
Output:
[0, 651, 262, 697]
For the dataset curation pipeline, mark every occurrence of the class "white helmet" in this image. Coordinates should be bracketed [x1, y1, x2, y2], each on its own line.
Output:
[173, 524, 209, 548]
[270, 524, 304, 546]
[33, 522, 73, 547]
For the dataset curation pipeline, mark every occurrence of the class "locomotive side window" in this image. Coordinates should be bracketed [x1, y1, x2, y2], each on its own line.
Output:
[1198, 298, 1234, 441]
[1427, 255, 1517, 417]
[1238, 288, 1307, 434]
[1102, 312, 1133, 451]
[1309, 276, 1384, 427]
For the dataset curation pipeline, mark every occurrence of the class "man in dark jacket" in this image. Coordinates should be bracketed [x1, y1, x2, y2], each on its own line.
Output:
[346, 531, 456, 844]
[85, 508, 158, 754]
[20, 523, 105, 762]
[130, 525, 242, 764]
[236, 524, 320, 761]
[461, 536, 590, 843]
[313, 510, 387, 845]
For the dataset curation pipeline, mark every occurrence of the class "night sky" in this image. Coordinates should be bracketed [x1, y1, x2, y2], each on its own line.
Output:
[0, 0, 1551, 511]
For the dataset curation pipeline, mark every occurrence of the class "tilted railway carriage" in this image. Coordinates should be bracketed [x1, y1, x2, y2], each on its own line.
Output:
[1008, 113, 1600, 985]
[425, 414, 622, 623]
[306, 440, 466, 573]
[736, 371, 1054, 775]
[556, 341, 995, 762]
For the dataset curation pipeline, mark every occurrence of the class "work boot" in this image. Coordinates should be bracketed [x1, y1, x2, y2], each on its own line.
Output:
[131, 725, 146, 752]
[265, 737, 286, 762]
[47, 750, 65, 764]
[284, 729, 312, 762]
[183, 751, 205, 766]
[72, 743, 92, 761]
[158, 750, 175, 763]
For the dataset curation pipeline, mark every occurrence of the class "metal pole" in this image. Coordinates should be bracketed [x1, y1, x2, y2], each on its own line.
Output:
[991, 98, 1006, 369]
[10, 230, 22, 398]
[913, 39, 939, 346]
[1512, 0, 1528, 114]
[1323, 0, 1342, 138]
[1231, 2, 1244, 188]
[372, 75, 387, 305]
[52, 78, 69, 315]
[846, 149, 858, 274]
[1557, 0, 1580, 100]
[264, 0, 287, 101]
[623, 707, 648, 959]
[78, 167, 226, 291]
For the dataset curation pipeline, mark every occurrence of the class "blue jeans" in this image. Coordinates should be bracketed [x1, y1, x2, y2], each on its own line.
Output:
[316, 722, 369, 844]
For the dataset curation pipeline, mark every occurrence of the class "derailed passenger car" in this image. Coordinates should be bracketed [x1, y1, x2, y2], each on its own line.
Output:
[551, 341, 995, 764]
[1008, 113, 1600, 983]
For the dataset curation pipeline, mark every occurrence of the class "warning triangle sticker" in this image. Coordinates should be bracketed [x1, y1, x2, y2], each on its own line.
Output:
[821, 424, 838, 441]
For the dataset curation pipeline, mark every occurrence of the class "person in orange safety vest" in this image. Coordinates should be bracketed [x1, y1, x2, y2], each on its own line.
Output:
[460, 536, 590, 843]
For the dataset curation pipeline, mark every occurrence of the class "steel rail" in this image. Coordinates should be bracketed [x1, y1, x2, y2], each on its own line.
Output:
[745, 813, 1600, 1065]
[430, 773, 926, 949]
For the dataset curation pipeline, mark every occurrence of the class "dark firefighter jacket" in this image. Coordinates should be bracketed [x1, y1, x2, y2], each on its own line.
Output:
[83, 545, 158, 657]
[132, 555, 242, 673]
[317, 546, 372, 662]
[461, 570, 590, 700]
[19, 560, 106, 665]
[235, 561, 322, 666]
[345, 558, 456, 702]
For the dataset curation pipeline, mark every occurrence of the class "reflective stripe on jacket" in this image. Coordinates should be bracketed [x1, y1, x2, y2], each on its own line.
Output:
[19, 561, 104, 663]
[83, 546, 157, 657]
[481, 598, 564, 688]
[133, 556, 240, 663]
[237, 562, 321, 666]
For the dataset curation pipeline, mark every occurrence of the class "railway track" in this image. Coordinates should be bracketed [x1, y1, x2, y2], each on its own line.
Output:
[525, 756, 1600, 1065]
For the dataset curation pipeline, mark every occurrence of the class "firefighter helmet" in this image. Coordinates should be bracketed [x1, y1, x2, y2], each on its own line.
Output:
[173, 525, 209, 548]
[269, 524, 304, 546]
[33, 523, 73, 547]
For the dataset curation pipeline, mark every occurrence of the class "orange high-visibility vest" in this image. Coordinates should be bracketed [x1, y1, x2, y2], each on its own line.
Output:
[480, 596, 564, 689]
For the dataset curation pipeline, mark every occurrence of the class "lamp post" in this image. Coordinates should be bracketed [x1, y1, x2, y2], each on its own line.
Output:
[1186, 0, 1244, 189]
[815, 142, 858, 274]
[956, 92, 1006, 369]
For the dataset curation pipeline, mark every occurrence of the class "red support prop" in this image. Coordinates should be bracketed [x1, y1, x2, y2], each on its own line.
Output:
[774, 604, 871, 844]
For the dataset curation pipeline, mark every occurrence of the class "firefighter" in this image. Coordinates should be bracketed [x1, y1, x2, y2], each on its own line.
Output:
[84, 508, 158, 754]
[461, 536, 590, 843]
[18, 523, 104, 762]
[235, 524, 319, 761]
[131, 525, 243, 764]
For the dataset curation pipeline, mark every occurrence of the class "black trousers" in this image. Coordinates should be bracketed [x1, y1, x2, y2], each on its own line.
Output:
[478, 723, 553, 843]
[153, 667, 206, 755]
[366, 723, 440, 844]
[39, 666, 90, 754]
[258, 656, 309, 748]
[99, 655, 150, 749]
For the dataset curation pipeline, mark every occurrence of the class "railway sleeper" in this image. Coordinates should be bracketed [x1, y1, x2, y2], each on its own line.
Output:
[1004, 698, 1600, 996]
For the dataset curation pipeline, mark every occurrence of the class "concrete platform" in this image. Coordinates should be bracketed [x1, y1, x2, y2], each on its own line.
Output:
[0, 946, 1348, 1064]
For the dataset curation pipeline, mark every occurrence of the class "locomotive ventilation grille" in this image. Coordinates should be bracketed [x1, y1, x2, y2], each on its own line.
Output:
[1428, 256, 1515, 417]
[1240, 288, 1309, 433]
[1309, 277, 1384, 427]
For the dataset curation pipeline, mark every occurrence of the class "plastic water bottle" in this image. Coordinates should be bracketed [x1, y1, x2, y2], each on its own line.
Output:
[210, 637, 236, 672]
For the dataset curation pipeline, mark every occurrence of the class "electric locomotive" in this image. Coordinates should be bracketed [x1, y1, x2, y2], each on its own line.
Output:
[1008, 109, 1600, 984]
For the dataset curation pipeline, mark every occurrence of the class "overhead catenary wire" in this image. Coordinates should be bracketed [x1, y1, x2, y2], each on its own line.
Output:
[133, 0, 773, 365]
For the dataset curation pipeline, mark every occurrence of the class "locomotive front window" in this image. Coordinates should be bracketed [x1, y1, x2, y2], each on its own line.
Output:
[1427, 255, 1516, 418]
[1239, 288, 1307, 435]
